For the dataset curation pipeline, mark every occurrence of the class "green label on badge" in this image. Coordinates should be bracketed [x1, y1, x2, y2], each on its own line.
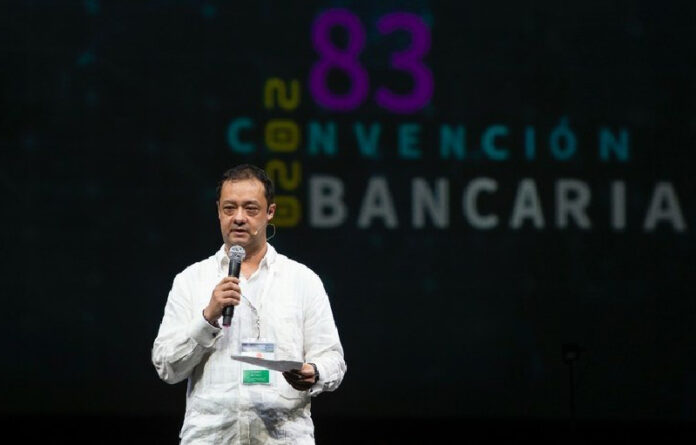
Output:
[243, 370, 270, 384]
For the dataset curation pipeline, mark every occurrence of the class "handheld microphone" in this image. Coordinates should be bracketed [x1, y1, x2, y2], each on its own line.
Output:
[223, 245, 246, 327]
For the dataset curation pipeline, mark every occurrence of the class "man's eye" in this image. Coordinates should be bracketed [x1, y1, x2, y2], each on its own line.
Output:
[246, 207, 259, 214]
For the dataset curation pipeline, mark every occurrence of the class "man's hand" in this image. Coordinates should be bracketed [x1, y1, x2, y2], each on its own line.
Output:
[283, 363, 317, 391]
[203, 277, 241, 323]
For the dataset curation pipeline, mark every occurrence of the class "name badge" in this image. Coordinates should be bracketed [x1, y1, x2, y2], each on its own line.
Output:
[240, 339, 275, 385]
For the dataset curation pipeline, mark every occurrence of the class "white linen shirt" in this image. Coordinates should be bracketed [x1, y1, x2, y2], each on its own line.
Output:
[152, 244, 346, 444]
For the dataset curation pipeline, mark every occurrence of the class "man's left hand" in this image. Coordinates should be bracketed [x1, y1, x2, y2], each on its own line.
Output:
[282, 363, 316, 391]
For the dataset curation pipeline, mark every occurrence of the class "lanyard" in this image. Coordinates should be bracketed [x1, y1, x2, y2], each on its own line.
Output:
[241, 263, 275, 340]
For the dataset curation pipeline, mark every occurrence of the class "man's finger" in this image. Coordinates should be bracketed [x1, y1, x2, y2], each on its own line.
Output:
[283, 371, 301, 381]
[219, 284, 241, 293]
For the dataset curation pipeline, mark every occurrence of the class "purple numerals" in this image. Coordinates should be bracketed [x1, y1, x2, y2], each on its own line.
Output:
[310, 9, 433, 114]
[309, 9, 369, 111]
[375, 12, 433, 114]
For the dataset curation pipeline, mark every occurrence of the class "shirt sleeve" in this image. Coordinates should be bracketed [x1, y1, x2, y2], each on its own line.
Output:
[151, 271, 223, 384]
[302, 272, 347, 397]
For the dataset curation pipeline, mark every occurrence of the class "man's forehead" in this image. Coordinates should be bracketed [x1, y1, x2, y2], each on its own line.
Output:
[220, 178, 266, 201]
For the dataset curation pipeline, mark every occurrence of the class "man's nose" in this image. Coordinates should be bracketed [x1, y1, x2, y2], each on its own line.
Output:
[232, 208, 246, 222]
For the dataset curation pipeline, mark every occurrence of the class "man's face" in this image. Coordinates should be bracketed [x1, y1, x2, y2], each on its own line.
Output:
[217, 178, 275, 252]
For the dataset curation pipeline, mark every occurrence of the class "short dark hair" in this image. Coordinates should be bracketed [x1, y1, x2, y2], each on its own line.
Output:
[216, 164, 275, 207]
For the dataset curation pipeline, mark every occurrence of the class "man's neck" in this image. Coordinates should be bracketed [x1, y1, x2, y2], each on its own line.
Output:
[240, 242, 267, 279]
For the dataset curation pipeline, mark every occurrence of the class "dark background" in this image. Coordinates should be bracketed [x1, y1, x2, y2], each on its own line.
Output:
[2, 0, 695, 442]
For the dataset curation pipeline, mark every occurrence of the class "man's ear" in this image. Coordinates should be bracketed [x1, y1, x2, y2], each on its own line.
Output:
[267, 203, 276, 221]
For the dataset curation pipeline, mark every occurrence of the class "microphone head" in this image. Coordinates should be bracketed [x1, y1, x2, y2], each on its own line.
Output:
[228, 245, 246, 262]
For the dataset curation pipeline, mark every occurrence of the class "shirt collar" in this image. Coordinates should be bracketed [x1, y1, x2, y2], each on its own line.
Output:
[216, 243, 277, 273]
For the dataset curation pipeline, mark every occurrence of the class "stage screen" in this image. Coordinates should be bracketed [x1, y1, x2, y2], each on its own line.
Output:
[3, 0, 695, 426]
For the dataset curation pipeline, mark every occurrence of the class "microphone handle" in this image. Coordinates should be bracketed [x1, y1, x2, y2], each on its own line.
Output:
[222, 260, 241, 326]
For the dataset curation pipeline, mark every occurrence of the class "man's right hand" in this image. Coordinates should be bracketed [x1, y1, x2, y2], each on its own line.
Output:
[203, 277, 242, 323]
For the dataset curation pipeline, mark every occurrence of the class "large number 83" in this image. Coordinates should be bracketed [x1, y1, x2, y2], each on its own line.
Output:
[309, 9, 433, 114]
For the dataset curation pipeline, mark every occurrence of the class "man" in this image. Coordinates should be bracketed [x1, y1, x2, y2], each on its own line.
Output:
[152, 164, 346, 444]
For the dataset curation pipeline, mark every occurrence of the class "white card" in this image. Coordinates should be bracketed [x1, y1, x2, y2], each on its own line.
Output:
[231, 355, 303, 373]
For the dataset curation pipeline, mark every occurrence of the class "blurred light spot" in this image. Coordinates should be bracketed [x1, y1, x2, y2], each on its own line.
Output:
[421, 12, 434, 27]
[84, 0, 100, 15]
[77, 51, 95, 67]
[202, 3, 217, 19]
